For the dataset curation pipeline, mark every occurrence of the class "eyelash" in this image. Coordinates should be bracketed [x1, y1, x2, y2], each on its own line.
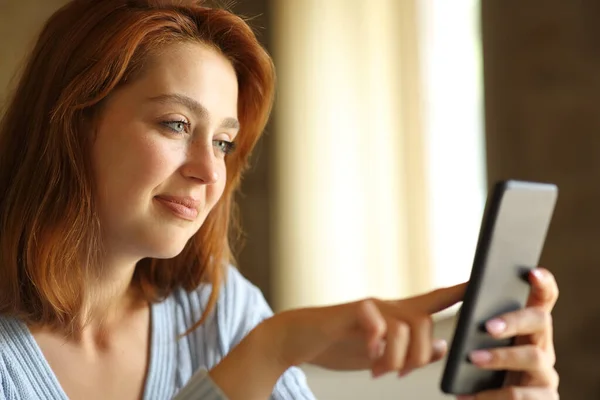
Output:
[161, 120, 237, 155]
[162, 119, 191, 134]
[214, 139, 237, 155]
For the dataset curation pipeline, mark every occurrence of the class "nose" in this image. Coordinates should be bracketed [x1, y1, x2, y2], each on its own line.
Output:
[182, 143, 219, 184]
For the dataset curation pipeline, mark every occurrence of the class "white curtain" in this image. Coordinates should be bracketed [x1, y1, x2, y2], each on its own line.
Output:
[270, 0, 432, 311]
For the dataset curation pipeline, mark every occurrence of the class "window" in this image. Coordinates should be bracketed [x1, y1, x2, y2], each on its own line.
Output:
[420, 0, 486, 291]
[271, 0, 485, 311]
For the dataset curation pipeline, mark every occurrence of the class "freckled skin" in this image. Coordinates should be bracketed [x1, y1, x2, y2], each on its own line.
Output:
[92, 42, 239, 261]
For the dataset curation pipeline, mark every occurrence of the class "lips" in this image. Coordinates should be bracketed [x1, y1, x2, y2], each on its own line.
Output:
[155, 195, 200, 221]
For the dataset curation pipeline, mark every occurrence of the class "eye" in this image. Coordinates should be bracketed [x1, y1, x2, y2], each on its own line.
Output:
[161, 120, 190, 134]
[213, 139, 237, 155]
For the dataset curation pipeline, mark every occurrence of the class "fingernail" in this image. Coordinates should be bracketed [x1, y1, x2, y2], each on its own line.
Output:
[433, 339, 448, 353]
[532, 268, 545, 281]
[371, 367, 384, 379]
[486, 318, 506, 335]
[469, 350, 492, 364]
[369, 346, 379, 361]
[369, 341, 385, 360]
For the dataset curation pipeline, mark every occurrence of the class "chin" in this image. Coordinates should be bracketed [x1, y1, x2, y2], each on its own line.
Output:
[141, 231, 193, 260]
[132, 218, 201, 259]
[149, 240, 190, 259]
[151, 248, 186, 260]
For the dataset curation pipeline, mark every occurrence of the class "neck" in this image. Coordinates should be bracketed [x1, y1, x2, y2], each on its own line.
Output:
[68, 254, 146, 337]
[27, 253, 151, 347]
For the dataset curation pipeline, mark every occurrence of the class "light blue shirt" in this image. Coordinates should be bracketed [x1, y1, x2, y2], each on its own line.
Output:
[0, 267, 316, 399]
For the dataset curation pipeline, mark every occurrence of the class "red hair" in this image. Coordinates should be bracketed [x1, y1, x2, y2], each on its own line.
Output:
[0, 0, 275, 331]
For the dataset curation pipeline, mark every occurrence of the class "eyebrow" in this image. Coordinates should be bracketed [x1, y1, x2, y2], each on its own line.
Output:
[147, 93, 240, 130]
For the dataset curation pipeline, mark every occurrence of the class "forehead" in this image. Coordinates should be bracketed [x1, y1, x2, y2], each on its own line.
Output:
[121, 41, 239, 116]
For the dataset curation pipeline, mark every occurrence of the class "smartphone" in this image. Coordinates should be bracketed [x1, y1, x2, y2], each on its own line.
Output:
[440, 180, 558, 395]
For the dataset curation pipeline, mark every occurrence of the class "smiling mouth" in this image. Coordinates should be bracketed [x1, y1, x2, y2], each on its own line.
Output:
[154, 196, 199, 221]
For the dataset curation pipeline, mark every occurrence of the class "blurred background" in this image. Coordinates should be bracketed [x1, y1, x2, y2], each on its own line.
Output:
[0, 0, 597, 398]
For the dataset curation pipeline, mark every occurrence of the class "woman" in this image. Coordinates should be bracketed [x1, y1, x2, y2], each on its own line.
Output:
[0, 0, 559, 399]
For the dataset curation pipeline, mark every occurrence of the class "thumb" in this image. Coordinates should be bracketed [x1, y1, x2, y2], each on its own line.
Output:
[403, 282, 468, 314]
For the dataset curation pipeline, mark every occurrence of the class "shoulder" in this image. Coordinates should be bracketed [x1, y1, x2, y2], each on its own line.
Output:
[0, 317, 43, 399]
[169, 265, 272, 350]
[160, 266, 274, 385]
[0, 326, 14, 399]
[168, 268, 317, 399]
[0, 316, 28, 367]
[219, 265, 273, 335]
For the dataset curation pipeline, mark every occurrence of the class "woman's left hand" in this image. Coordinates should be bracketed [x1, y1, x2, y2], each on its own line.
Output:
[460, 268, 560, 400]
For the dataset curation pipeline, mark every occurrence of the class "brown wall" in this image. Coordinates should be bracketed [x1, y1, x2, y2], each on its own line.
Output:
[0, 0, 68, 103]
[482, 1, 600, 398]
[227, 0, 274, 302]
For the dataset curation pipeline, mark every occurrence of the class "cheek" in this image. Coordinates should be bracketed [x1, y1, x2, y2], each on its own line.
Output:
[130, 138, 178, 187]
[94, 131, 181, 209]
[205, 162, 228, 206]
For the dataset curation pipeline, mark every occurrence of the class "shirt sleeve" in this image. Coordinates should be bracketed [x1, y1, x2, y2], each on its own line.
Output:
[218, 266, 317, 400]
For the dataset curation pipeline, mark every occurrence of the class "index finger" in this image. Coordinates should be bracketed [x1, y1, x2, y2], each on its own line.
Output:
[527, 268, 559, 312]
[404, 282, 468, 314]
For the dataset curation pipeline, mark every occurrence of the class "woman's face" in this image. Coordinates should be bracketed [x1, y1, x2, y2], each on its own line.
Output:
[92, 42, 239, 261]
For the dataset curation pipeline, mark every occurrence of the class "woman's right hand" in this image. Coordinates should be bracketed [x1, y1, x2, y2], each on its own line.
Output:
[209, 283, 466, 400]
[262, 283, 466, 378]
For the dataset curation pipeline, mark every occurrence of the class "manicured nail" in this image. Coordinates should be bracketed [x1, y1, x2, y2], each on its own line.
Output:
[371, 367, 384, 379]
[433, 339, 448, 353]
[369, 346, 380, 361]
[469, 350, 492, 364]
[486, 318, 506, 335]
[369, 341, 385, 360]
[532, 268, 545, 281]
